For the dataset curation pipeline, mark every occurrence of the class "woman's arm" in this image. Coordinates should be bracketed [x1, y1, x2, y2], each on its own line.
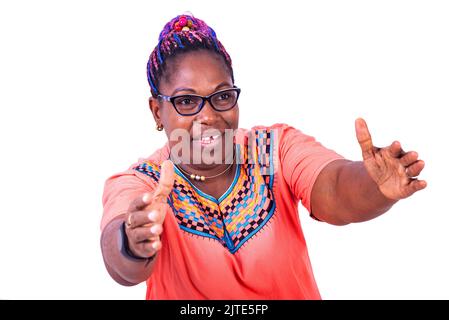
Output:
[100, 215, 156, 286]
[310, 119, 426, 225]
[310, 160, 398, 225]
[100, 160, 174, 285]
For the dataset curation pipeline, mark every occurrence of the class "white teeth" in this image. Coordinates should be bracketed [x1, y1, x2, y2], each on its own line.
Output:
[201, 136, 213, 144]
[198, 134, 220, 145]
[201, 135, 219, 141]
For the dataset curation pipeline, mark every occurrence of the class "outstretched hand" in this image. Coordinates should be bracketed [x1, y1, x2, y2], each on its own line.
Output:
[124, 160, 175, 259]
[355, 118, 427, 201]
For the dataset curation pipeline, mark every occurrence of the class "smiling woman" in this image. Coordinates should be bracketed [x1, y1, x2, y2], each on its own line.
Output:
[99, 13, 427, 299]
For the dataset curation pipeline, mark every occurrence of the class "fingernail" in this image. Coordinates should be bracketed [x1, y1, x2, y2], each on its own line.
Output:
[150, 225, 160, 234]
[148, 210, 158, 221]
[152, 241, 161, 250]
[143, 193, 151, 204]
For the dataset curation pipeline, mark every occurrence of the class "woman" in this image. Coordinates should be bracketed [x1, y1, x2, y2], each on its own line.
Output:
[100, 14, 426, 299]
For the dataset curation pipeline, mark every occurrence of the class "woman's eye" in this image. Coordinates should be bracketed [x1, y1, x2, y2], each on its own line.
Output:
[180, 98, 193, 105]
[218, 93, 230, 100]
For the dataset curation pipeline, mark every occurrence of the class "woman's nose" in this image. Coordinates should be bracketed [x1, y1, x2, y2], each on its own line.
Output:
[195, 100, 218, 123]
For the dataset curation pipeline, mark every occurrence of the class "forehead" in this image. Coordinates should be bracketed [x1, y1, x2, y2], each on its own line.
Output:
[161, 50, 232, 93]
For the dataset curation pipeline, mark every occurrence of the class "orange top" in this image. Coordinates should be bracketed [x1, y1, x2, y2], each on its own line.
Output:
[101, 124, 344, 299]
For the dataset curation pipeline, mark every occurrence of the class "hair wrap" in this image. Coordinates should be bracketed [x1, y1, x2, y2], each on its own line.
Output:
[146, 13, 234, 97]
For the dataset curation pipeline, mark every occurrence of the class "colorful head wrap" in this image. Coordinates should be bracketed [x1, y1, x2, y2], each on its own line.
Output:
[147, 13, 234, 96]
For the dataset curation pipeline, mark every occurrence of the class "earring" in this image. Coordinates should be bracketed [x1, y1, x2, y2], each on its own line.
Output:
[156, 124, 164, 131]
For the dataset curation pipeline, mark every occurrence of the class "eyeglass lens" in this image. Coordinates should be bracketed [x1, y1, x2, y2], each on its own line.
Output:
[173, 89, 239, 115]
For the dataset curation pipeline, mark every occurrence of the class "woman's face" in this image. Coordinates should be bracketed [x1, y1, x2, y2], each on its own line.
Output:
[149, 49, 239, 167]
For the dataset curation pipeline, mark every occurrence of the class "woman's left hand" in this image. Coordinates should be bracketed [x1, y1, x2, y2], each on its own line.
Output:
[355, 118, 427, 201]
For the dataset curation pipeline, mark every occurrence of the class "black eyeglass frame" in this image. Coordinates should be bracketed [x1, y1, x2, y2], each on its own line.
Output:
[157, 86, 241, 116]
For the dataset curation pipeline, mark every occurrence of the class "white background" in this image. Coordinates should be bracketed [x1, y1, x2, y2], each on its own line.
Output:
[0, 0, 448, 299]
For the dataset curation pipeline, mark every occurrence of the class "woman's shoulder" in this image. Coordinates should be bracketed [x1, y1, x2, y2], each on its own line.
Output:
[104, 143, 169, 188]
[125, 142, 170, 182]
[242, 123, 291, 132]
[127, 142, 170, 170]
[237, 123, 308, 142]
[241, 123, 304, 134]
[235, 123, 324, 159]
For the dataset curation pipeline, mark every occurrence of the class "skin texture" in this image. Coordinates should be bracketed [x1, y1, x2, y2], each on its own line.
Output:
[101, 51, 427, 286]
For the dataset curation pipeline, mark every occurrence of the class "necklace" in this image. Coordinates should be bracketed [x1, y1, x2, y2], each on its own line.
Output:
[174, 153, 236, 182]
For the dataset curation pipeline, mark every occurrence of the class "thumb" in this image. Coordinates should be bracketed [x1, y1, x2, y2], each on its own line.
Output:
[153, 160, 175, 203]
[355, 117, 375, 160]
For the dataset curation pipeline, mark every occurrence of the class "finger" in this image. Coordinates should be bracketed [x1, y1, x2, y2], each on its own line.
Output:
[146, 208, 167, 225]
[133, 239, 161, 258]
[128, 193, 152, 212]
[130, 224, 163, 243]
[140, 239, 162, 256]
[400, 151, 419, 167]
[146, 239, 162, 252]
[127, 210, 157, 229]
[388, 141, 404, 158]
[153, 160, 175, 203]
[355, 118, 375, 160]
[403, 179, 427, 198]
[405, 160, 425, 178]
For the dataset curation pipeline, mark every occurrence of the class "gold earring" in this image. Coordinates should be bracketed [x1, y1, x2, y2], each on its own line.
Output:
[156, 124, 164, 131]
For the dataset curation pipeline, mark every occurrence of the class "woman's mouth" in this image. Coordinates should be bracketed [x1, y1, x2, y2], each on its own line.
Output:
[193, 134, 222, 147]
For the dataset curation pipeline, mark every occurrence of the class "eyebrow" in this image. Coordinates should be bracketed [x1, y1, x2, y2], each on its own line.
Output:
[170, 82, 232, 96]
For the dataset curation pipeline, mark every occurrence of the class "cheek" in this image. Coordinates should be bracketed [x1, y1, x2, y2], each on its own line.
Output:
[165, 117, 195, 152]
[162, 112, 193, 140]
[227, 106, 239, 128]
[160, 105, 187, 128]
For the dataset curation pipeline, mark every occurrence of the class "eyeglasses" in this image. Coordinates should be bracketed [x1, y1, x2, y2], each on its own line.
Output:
[157, 86, 241, 116]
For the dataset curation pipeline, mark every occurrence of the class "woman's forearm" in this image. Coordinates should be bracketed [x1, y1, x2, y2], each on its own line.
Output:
[334, 161, 398, 223]
[312, 119, 425, 225]
[100, 215, 155, 286]
[312, 160, 398, 225]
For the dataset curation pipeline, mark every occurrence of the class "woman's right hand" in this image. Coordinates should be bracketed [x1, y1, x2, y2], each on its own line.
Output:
[124, 160, 174, 259]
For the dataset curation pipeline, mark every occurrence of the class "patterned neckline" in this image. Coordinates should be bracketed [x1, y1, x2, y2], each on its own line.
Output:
[134, 128, 278, 254]
[173, 163, 241, 204]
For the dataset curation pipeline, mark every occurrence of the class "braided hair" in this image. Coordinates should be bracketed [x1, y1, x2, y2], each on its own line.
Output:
[147, 14, 234, 97]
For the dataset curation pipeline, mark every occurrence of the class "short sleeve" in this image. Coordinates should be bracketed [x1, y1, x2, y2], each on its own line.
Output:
[100, 144, 169, 231]
[100, 171, 155, 231]
[279, 125, 345, 214]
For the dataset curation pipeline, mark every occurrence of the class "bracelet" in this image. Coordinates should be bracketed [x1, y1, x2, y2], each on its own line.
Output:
[120, 222, 156, 264]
